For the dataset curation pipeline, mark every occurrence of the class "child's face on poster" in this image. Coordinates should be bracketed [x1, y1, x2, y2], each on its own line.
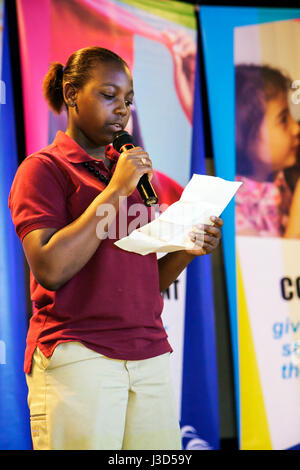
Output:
[248, 91, 300, 174]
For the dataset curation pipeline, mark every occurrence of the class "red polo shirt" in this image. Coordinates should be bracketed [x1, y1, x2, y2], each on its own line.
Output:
[9, 131, 171, 373]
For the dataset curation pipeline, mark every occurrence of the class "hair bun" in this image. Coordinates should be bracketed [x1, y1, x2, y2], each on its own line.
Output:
[42, 62, 65, 114]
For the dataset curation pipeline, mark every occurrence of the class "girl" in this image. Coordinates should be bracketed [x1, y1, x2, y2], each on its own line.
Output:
[9, 46, 223, 450]
[235, 64, 300, 237]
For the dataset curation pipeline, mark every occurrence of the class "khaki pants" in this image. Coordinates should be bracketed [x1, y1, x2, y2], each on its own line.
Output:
[26, 342, 182, 450]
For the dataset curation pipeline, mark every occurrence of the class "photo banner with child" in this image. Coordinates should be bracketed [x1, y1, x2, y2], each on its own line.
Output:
[200, 6, 300, 450]
[16, 0, 220, 449]
[0, 1, 31, 449]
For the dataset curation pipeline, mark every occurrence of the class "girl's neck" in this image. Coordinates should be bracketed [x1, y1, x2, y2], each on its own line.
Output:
[65, 127, 106, 161]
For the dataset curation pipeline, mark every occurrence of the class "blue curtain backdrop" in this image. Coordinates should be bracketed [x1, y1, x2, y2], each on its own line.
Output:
[180, 50, 220, 450]
[0, 2, 31, 450]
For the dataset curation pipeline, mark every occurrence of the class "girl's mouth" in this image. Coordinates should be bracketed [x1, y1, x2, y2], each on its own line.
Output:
[107, 123, 123, 132]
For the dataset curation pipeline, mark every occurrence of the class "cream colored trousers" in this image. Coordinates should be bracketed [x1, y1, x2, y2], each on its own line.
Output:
[26, 341, 182, 450]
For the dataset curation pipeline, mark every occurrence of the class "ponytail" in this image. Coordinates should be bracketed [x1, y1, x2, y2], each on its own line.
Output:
[42, 62, 65, 114]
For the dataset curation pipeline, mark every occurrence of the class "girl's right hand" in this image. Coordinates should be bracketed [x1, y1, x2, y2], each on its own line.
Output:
[108, 146, 154, 197]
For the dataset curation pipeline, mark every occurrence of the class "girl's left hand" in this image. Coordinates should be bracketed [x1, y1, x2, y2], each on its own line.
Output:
[185, 216, 224, 256]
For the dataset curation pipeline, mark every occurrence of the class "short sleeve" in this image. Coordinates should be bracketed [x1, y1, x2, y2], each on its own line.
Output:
[8, 156, 69, 242]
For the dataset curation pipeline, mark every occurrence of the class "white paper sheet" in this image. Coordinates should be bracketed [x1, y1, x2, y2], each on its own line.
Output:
[114, 174, 242, 255]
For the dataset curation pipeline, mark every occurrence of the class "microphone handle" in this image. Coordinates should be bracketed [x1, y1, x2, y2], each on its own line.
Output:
[119, 143, 158, 207]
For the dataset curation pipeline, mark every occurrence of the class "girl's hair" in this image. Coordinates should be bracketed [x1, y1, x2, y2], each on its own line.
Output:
[42, 46, 129, 114]
[235, 64, 291, 176]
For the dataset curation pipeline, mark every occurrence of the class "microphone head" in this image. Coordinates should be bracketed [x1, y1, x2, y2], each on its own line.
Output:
[113, 131, 134, 153]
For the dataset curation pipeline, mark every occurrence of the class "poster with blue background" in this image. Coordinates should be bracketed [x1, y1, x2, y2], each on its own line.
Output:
[200, 5, 300, 450]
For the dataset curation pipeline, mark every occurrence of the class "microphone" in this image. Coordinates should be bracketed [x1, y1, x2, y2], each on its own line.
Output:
[113, 131, 158, 207]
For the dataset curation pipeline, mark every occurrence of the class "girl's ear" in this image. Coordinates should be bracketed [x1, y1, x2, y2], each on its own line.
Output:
[63, 82, 78, 107]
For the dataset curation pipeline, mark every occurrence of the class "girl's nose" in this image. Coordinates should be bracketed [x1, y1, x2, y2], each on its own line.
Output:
[114, 99, 128, 116]
[291, 117, 300, 136]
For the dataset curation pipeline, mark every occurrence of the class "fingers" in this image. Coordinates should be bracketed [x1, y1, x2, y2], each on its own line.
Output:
[188, 231, 218, 248]
[123, 148, 153, 170]
[210, 216, 224, 227]
[123, 147, 150, 162]
[188, 217, 224, 253]
[191, 220, 223, 239]
[112, 145, 155, 197]
[162, 30, 196, 57]
[120, 147, 154, 184]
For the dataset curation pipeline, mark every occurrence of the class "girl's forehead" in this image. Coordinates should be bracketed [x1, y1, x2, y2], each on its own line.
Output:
[90, 61, 133, 88]
[265, 91, 288, 115]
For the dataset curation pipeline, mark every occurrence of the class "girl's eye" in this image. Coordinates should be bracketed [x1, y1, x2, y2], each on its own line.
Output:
[279, 112, 288, 126]
[101, 93, 114, 99]
[101, 94, 132, 107]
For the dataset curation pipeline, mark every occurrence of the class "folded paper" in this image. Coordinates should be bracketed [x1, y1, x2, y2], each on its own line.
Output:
[114, 174, 242, 255]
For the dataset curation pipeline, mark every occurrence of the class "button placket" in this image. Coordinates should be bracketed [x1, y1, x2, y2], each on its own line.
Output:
[82, 161, 111, 185]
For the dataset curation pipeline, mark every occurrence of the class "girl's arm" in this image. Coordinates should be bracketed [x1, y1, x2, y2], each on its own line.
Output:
[22, 147, 152, 291]
[22, 185, 122, 291]
[284, 177, 300, 238]
[158, 217, 223, 292]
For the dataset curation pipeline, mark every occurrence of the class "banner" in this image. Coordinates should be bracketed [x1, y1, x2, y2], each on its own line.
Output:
[0, 1, 31, 450]
[17, 0, 220, 449]
[200, 6, 300, 450]
[0, 0, 3, 81]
